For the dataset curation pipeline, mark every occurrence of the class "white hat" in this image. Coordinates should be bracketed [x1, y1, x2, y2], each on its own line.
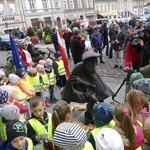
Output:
[52, 122, 87, 150]
[8, 74, 20, 84]
[96, 128, 124, 150]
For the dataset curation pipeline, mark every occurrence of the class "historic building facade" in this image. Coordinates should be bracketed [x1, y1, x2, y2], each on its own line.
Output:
[0, 0, 25, 33]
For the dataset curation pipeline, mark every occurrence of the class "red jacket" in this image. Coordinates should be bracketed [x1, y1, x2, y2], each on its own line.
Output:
[125, 43, 140, 68]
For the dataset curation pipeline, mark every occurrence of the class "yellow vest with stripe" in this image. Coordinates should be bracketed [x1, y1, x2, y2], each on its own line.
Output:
[26, 137, 34, 150]
[18, 78, 33, 99]
[40, 73, 49, 90]
[28, 113, 53, 150]
[83, 141, 94, 150]
[91, 120, 115, 140]
[27, 74, 41, 92]
[0, 117, 7, 141]
[56, 60, 66, 76]
[47, 68, 56, 85]
[11, 86, 27, 121]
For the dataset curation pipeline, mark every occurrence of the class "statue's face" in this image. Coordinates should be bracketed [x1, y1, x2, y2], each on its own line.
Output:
[84, 58, 96, 75]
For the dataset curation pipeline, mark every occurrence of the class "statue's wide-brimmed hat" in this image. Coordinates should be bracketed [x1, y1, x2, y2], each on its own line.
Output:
[82, 51, 100, 61]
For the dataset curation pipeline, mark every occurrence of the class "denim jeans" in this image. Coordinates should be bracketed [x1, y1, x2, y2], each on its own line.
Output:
[94, 47, 103, 63]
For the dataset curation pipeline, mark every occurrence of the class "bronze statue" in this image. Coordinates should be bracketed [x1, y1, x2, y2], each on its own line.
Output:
[61, 51, 114, 124]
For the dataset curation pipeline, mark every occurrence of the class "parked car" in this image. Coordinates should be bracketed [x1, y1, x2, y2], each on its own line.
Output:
[0, 34, 18, 51]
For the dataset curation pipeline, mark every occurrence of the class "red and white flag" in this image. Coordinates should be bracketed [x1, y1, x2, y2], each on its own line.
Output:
[56, 28, 70, 77]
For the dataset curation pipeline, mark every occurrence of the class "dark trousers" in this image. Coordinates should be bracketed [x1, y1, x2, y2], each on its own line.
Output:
[49, 85, 54, 101]
[103, 40, 109, 56]
[94, 47, 103, 63]
[132, 63, 140, 72]
[66, 43, 72, 58]
[54, 44, 58, 52]
[109, 42, 114, 58]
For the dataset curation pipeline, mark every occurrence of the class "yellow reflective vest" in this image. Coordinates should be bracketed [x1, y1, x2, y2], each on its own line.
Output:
[55, 60, 66, 76]
[40, 73, 49, 90]
[27, 74, 41, 92]
[91, 120, 115, 140]
[0, 117, 7, 141]
[47, 68, 56, 85]
[18, 78, 34, 99]
[26, 137, 34, 150]
[28, 113, 53, 150]
[11, 86, 27, 121]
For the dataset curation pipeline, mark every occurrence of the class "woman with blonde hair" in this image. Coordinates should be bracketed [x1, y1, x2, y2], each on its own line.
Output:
[126, 89, 150, 123]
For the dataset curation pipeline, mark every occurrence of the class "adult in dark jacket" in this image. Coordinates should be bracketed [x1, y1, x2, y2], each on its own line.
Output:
[108, 23, 116, 58]
[61, 51, 114, 124]
[63, 28, 73, 59]
[91, 27, 104, 63]
[101, 21, 109, 56]
[113, 24, 125, 69]
[135, 24, 150, 67]
[51, 28, 58, 52]
[71, 30, 85, 64]
[87, 25, 94, 40]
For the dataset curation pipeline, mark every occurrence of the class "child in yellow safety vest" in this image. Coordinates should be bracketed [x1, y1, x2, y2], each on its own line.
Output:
[0, 120, 34, 150]
[87, 102, 115, 149]
[0, 104, 20, 142]
[54, 52, 67, 91]
[36, 64, 50, 107]
[44, 58, 58, 103]
[27, 97, 53, 150]
[8, 74, 29, 122]
[52, 101, 94, 150]
[15, 69, 36, 101]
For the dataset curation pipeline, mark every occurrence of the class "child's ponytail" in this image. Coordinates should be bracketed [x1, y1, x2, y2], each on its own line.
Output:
[121, 108, 135, 148]
[114, 104, 135, 149]
[52, 101, 71, 135]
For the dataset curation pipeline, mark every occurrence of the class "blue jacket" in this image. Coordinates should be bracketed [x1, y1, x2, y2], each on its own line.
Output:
[91, 33, 104, 48]
[0, 140, 28, 150]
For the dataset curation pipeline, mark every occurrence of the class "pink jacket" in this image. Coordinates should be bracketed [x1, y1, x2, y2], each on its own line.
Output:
[124, 124, 144, 150]
[138, 105, 150, 123]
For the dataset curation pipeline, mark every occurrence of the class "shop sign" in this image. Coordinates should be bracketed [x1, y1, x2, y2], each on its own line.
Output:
[2, 16, 15, 21]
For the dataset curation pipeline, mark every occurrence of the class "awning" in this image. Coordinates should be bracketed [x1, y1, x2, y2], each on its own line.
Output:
[86, 13, 94, 17]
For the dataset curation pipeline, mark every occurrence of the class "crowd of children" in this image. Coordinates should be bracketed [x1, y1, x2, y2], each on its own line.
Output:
[0, 54, 150, 149]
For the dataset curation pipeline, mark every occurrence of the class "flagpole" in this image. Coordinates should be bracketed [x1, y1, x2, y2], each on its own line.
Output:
[56, 28, 70, 77]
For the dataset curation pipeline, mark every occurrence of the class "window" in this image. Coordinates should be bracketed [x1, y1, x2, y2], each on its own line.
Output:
[108, 5, 110, 10]
[96, 5, 98, 11]
[9, 3, 16, 14]
[69, 0, 74, 9]
[42, 0, 48, 9]
[77, 0, 82, 9]
[0, 3, 4, 15]
[84, 0, 89, 8]
[112, 4, 113, 10]
[114, 4, 116, 10]
[28, 0, 36, 9]
[100, 5, 102, 12]
[54, 0, 58, 8]
[44, 17, 52, 26]
[105, 5, 106, 11]
[89, 0, 93, 8]
[63, 0, 68, 10]
[31, 18, 39, 26]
